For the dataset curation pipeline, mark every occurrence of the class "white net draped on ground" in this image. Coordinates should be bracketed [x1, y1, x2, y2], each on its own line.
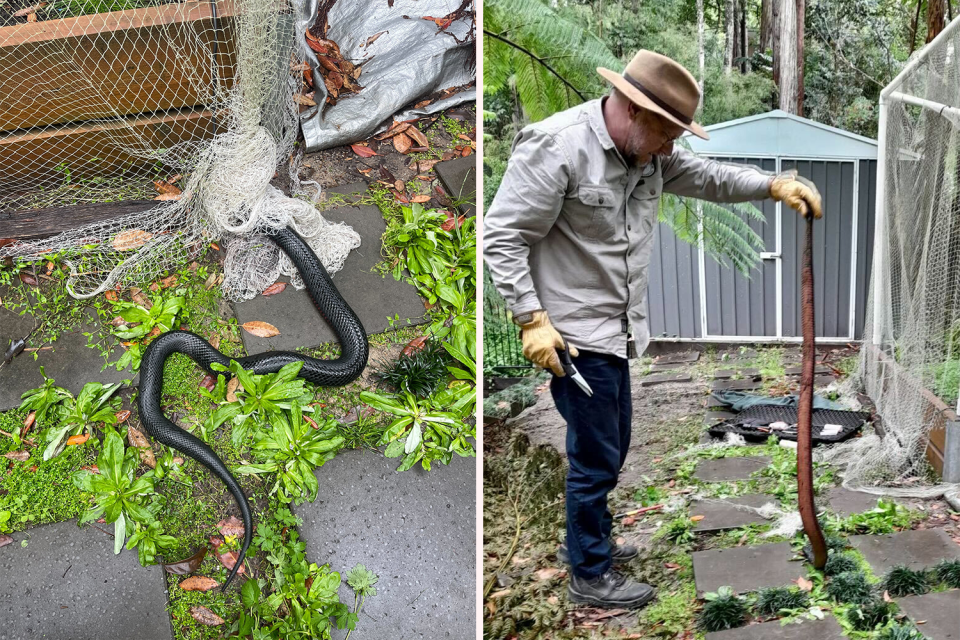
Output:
[825, 18, 960, 498]
[0, 0, 359, 301]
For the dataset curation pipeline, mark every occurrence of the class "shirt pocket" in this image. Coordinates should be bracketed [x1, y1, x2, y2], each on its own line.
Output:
[569, 183, 621, 242]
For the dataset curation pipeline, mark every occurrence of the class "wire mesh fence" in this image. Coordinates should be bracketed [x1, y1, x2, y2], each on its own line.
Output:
[482, 264, 529, 371]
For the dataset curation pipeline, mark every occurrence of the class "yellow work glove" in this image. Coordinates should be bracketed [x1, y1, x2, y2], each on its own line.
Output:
[516, 310, 578, 377]
[770, 171, 823, 219]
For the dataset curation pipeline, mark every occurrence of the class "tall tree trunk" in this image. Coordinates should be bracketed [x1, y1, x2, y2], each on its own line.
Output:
[760, 0, 774, 51]
[732, 0, 740, 69]
[698, 0, 706, 114]
[741, 0, 750, 72]
[779, 0, 800, 113]
[927, 0, 947, 42]
[796, 0, 805, 114]
[725, 0, 735, 72]
[909, 0, 924, 56]
[772, 0, 781, 86]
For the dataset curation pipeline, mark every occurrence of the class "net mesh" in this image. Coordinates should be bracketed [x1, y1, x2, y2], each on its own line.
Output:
[829, 19, 960, 497]
[0, 0, 359, 300]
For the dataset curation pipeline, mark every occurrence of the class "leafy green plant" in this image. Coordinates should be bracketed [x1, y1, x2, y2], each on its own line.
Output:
[935, 559, 960, 588]
[824, 551, 860, 576]
[360, 387, 475, 472]
[111, 295, 184, 371]
[877, 624, 930, 640]
[377, 340, 449, 397]
[73, 428, 160, 554]
[834, 499, 914, 535]
[882, 565, 929, 597]
[845, 598, 895, 632]
[754, 586, 809, 616]
[43, 381, 122, 460]
[826, 571, 874, 604]
[344, 564, 379, 640]
[18, 366, 72, 428]
[126, 520, 177, 566]
[658, 517, 696, 545]
[698, 586, 746, 632]
[235, 402, 343, 504]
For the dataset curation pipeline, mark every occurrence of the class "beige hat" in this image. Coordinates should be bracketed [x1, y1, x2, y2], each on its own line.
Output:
[598, 50, 709, 140]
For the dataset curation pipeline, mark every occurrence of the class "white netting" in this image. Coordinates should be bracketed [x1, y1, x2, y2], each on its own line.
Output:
[825, 18, 960, 497]
[0, 0, 359, 300]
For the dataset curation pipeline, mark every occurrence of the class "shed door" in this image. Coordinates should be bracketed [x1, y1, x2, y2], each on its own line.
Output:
[780, 160, 856, 339]
[702, 157, 779, 338]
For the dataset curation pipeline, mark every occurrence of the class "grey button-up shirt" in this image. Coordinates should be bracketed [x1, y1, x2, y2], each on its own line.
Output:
[484, 98, 773, 358]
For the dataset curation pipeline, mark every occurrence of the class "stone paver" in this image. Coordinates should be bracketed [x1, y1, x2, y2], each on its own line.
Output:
[690, 494, 777, 532]
[897, 590, 960, 640]
[705, 411, 737, 424]
[655, 351, 700, 364]
[814, 375, 837, 387]
[434, 156, 476, 218]
[692, 456, 771, 482]
[784, 365, 832, 376]
[649, 362, 685, 372]
[706, 616, 844, 640]
[850, 529, 960, 574]
[711, 379, 762, 391]
[825, 486, 880, 518]
[0, 306, 134, 411]
[640, 373, 693, 387]
[705, 395, 727, 409]
[295, 448, 475, 640]
[0, 520, 171, 640]
[692, 542, 804, 594]
[232, 183, 427, 354]
[705, 616, 845, 640]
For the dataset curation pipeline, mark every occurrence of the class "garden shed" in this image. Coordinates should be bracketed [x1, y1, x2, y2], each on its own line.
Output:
[648, 110, 878, 344]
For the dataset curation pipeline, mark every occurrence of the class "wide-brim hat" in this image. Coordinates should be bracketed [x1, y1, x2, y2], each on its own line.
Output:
[598, 50, 709, 140]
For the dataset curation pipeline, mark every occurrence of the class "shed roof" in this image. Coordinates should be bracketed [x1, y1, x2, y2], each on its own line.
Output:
[683, 110, 878, 159]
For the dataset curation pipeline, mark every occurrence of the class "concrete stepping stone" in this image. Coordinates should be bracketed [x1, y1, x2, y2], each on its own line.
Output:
[705, 395, 728, 409]
[849, 529, 960, 574]
[650, 362, 685, 372]
[295, 449, 475, 640]
[705, 616, 844, 639]
[690, 494, 776, 532]
[713, 368, 761, 380]
[0, 520, 171, 639]
[825, 486, 880, 518]
[655, 351, 700, 364]
[640, 373, 693, 387]
[0, 306, 134, 411]
[897, 590, 960, 640]
[814, 375, 837, 387]
[434, 156, 476, 218]
[692, 542, 804, 594]
[705, 410, 737, 424]
[711, 379, 762, 391]
[232, 183, 428, 354]
[692, 456, 771, 482]
[784, 365, 832, 376]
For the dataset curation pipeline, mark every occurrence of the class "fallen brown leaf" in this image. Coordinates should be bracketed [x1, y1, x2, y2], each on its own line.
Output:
[66, 434, 90, 446]
[13, 3, 45, 17]
[394, 180, 405, 192]
[113, 230, 153, 251]
[241, 321, 280, 338]
[262, 282, 287, 296]
[402, 336, 428, 356]
[217, 516, 245, 538]
[154, 193, 181, 201]
[690, 515, 705, 522]
[406, 127, 429, 147]
[461, 146, 473, 157]
[161, 275, 178, 288]
[115, 410, 131, 423]
[189, 606, 224, 626]
[180, 576, 219, 592]
[23, 411, 36, 430]
[27, 12, 37, 22]
[351, 144, 378, 158]
[3, 451, 29, 462]
[293, 93, 317, 106]
[622, 516, 636, 526]
[153, 180, 181, 197]
[796, 576, 814, 592]
[393, 132, 413, 154]
[410, 194, 431, 203]
[365, 30, 388, 46]
[199, 374, 216, 392]
[18, 271, 38, 286]
[490, 589, 512, 599]
[0, 535, 12, 548]
[163, 547, 207, 575]
[663, 562, 681, 570]
[535, 567, 561, 581]
[127, 426, 156, 468]
[80, 464, 99, 474]
[414, 99, 432, 109]
[217, 550, 245, 575]
[226, 377, 240, 403]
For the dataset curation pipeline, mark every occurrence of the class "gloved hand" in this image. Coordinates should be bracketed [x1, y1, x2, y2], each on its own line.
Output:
[770, 170, 822, 219]
[517, 310, 578, 377]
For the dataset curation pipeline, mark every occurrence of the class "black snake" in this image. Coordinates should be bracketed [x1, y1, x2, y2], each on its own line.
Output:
[137, 227, 369, 589]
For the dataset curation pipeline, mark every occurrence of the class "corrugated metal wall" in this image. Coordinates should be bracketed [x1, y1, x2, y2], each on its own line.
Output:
[647, 157, 877, 341]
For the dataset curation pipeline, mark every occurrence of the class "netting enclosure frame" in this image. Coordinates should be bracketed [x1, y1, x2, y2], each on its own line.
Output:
[852, 15, 960, 485]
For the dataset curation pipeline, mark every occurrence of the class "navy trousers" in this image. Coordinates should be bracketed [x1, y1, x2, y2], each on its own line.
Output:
[550, 350, 632, 578]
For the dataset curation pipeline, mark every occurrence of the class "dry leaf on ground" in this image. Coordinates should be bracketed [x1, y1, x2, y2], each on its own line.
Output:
[0, 535, 12, 548]
[23, 411, 36, 430]
[161, 275, 178, 288]
[113, 230, 153, 251]
[199, 375, 216, 392]
[415, 99, 432, 109]
[116, 410, 131, 423]
[226, 377, 240, 403]
[66, 434, 90, 446]
[796, 576, 814, 591]
[180, 576, 219, 592]
[351, 144, 378, 158]
[217, 516, 245, 538]
[241, 321, 280, 338]
[153, 180, 181, 197]
[406, 127, 429, 147]
[410, 195, 431, 203]
[3, 451, 29, 462]
[189, 606, 224, 626]
[262, 282, 287, 296]
[217, 550, 246, 575]
[535, 567, 562, 581]
[402, 336, 428, 356]
[18, 271, 38, 286]
[393, 132, 413, 154]
[293, 93, 317, 106]
[163, 548, 207, 575]
[127, 426, 156, 468]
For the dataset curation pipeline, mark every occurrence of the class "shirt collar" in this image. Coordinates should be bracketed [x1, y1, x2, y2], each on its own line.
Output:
[587, 98, 617, 151]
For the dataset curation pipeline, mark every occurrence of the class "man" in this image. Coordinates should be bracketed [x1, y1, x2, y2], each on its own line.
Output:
[483, 50, 822, 609]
